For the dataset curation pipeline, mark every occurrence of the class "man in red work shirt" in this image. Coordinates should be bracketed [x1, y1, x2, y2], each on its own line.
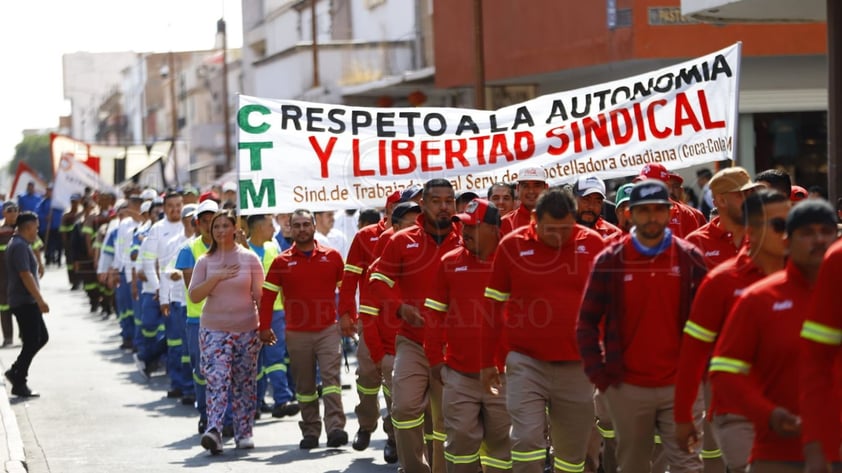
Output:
[483, 188, 604, 473]
[800, 222, 842, 473]
[675, 189, 790, 473]
[577, 179, 708, 473]
[358, 201, 422, 465]
[501, 166, 548, 235]
[573, 175, 621, 240]
[685, 167, 762, 269]
[710, 200, 840, 473]
[634, 163, 703, 238]
[424, 199, 510, 473]
[337, 191, 400, 453]
[368, 179, 461, 473]
[259, 208, 348, 450]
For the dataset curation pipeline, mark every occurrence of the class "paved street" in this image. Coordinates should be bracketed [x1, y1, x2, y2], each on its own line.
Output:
[0, 266, 396, 473]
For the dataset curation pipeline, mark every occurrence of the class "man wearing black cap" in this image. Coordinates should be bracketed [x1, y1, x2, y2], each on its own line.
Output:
[424, 199, 511, 473]
[711, 200, 839, 472]
[4, 211, 49, 397]
[368, 179, 460, 473]
[577, 179, 708, 473]
[356, 200, 422, 464]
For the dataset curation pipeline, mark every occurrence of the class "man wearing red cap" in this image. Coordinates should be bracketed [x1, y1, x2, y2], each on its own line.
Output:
[368, 179, 461, 473]
[685, 167, 762, 269]
[484, 188, 604, 473]
[337, 191, 400, 454]
[635, 164, 703, 238]
[578, 179, 708, 473]
[675, 189, 790, 473]
[424, 199, 511, 473]
[501, 166, 548, 235]
[710, 199, 840, 472]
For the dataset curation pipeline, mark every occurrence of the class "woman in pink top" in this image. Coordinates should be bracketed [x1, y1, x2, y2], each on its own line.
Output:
[188, 210, 264, 454]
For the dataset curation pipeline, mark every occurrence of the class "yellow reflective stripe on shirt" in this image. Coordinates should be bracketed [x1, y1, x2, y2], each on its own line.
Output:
[801, 320, 842, 346]
[344, 263, 363, 275]
[370, 272, 395, 288]
[484, 287, 510, 302]
[424, 298, 448, 313]
[82, 227, 95, 235]
[0, 244, 6, 251]
[683, 320, 718, 343]
[709, 356, 751, 375]
[262, 281, 281, 293]
[359, 304, 380, 316]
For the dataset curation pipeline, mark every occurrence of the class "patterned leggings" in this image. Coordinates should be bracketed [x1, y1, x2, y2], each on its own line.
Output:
[199, 328, 260, 440]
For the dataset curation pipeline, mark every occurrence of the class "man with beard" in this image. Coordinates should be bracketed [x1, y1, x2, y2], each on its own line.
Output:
[711, 200, 840, 472]
[369, 179, 461, 473]
[501, 167, 548, 235]
[573, 176, 621, 240]
[686, 167, 762, 269]
[424, 199, 511, 472]
[675, 189, 790, 473]
[484, 188, 605, 473]
[260, 209, 347, 450]
[577, 180, 708, 473]
[613, 184, 634, 235]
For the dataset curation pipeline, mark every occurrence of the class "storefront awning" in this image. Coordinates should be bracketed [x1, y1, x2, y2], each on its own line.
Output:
[681, 0, 825, 22]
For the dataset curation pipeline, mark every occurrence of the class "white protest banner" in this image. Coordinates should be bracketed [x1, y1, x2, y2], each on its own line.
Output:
[238, 43, 741, 214]
[53, 153, 115, 210]
[8, 162, 48, 202]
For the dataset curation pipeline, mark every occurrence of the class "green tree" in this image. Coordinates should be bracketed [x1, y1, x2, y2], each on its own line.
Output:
[7, 134, 52, 182]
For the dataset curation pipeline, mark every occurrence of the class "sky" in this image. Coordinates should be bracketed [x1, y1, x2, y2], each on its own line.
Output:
[0, 0, 243, 170]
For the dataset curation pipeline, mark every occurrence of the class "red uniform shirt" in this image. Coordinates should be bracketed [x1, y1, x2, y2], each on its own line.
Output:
[619, 240, 682, 387]
[684, 217, 741, 269]
[359, 256, 399, 363]
[710, 263, 831, 463]
[591, 218, 622, 240]
[674, 247, 766, 423]
[500, 205, 532, 236]
[483, 222, 604, 363]
[260, 241, 343, 332]
[338, 219, 387, 320]
[368, 216, 461, 347]
[800, 239, 842, 456]
[424, 246, 503, 372]
[669, 199, 702, 238]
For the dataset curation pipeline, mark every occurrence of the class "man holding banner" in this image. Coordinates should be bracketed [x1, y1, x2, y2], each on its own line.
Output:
[368, 179, 461, 473]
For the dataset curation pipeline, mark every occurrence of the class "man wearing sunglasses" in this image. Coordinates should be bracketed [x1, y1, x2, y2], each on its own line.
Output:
[675, 189, 790, 473]
[710, 199, 839, 473]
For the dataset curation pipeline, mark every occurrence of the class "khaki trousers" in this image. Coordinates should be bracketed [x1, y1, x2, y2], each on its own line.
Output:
[710, 413, 754, 473]
[391, 335, 445, 473]
[701, 381, 726, 473]
[441, 366, 512, 473]
[286, 325, 346, 438]
[354, 320, 394, 440]
[603, 383, 703, 473]
[506, 351, 594, 473]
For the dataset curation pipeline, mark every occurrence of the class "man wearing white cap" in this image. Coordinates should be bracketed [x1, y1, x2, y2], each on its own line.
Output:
[222, 182, 237, 207]
[573, 176, 621, 239]
[501, 166, 548, 235]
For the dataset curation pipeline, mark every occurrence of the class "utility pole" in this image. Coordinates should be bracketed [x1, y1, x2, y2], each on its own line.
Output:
[167, 51, 180, 186]
[473, 0, 486, 110]
[312, 0, 320, 88]
[219, 18, 233, 176]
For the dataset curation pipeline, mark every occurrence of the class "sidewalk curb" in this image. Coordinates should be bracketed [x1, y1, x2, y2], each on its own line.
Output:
[0, 371, 26, 473]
